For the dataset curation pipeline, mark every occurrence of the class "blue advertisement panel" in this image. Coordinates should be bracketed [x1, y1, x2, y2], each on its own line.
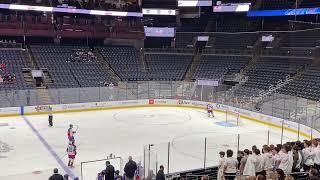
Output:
[247, 8, 320, 17]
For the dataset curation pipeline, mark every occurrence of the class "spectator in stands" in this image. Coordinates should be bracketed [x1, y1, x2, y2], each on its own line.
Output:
[63, 174, 69, 180]
[272, 147, 281, 169]
[223, 149, 238, 180]
[237, 151, 244, 169]
[256, 174, 265, 180]
[218, 151, 226, 180]
[261, 146, 274, 177]
[114, 170, 122, 180]
[124, 156, 137, 180]
[276, 168, 285, 180]
[156, 165, 165, 180]
[309, 168, 319, 179]
[243, 150, 256, 176]
[302, 140, 314, 172]
[49, 168, 64, 180]
[239, 149, 250, 175]
[312, 140, 320, 171]
[284, 175, 294, 180]
[201, 175, 209, 180]
[102, 161, 115, 180]
[292, 145, 302, 173]
[254, 149, 263, 176]
[276, 144, 293, 175]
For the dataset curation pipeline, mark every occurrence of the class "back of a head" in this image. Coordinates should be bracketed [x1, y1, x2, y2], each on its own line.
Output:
[310, 168, 319, 177]
[226, 149, 233, 158]
[53, 168, 58, 174]
[254, 148, 260, 155]
[284, 175, 295, 180]
[128, 156, 132, 161]
[160, 165, 164, 170]
[201, 175, 209, 180]
[256, 174, 265, 180]
[106, 161, 110, 166]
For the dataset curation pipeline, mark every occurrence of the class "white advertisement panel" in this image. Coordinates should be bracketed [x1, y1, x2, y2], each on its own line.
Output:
[144, 27, 175, 37]
[142, 8, 177, 16]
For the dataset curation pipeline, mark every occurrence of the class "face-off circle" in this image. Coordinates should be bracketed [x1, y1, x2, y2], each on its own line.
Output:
[113, 108, 192, 125]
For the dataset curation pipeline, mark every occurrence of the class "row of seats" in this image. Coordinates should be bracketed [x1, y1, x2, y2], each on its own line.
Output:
[277, 65, 320, 101]
[193, 55, 250, 80]
[234, 56, 313, 99]
[99, 46, 193, 81]
[0, 49, 33, 90]
[31, 45, 115, 88]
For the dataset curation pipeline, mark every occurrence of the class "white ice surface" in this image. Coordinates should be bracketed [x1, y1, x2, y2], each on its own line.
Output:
[0, 107, 302, 180]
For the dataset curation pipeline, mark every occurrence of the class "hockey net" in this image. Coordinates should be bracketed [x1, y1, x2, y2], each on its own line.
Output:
[80, 156, 123, 180]
[225, 110, 242, 126]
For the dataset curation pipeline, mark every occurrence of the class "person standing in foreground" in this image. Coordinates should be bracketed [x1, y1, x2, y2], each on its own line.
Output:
[218, 151, 226, 180]
[49, 168, 64, 180]
[124, 156, 137, 180]
[224, 149, 238, 180]
[156, 165, 165, 180]
[102, 161, 115, 180]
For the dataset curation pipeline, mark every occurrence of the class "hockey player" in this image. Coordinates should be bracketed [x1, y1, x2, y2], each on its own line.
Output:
[67, 124, 76, 142]
[207, 104, 214, 118]
[67, 141, 77, 168]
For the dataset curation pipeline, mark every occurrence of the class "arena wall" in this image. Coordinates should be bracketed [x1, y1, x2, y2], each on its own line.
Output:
[0, 99, 319, 139]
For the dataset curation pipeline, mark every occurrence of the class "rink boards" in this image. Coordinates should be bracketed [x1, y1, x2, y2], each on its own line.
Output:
[0, 99, 319, 139]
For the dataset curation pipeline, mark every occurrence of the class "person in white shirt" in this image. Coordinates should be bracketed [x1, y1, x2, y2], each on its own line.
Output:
[243, 151, 257, 176]
[272, 147, 281, 170]
[218, 151, 226, 180]
[311, 140, 320, 171]
[261, 146, 274, 176]
[224, 149, 238, 180]
[254, 149, 263, 176]
[239, 149, 250, 175]
[276, 144, 293, 175]
[302, 140, 314, 172]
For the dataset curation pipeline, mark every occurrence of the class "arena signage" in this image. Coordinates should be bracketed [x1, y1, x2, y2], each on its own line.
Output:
[144, 27, 176, 37]
[247, 8, 320, 17]
[178, 0, 212, 7]
[142, 8, 177, 16]
[0, 3, 143, 17]
[213, 3, 250, 12]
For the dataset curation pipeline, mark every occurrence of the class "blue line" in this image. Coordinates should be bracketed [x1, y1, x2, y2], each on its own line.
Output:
[22, 116, 76, 179]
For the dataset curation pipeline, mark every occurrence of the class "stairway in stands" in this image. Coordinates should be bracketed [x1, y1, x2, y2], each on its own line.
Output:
[36, 88, 53, 105]
[184, 50, 201, 81]
[94, 48, 121, 82]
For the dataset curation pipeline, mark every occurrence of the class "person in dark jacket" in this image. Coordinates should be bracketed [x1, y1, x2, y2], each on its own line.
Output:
[156, 165, 165, 180]
[49, 168, 64, 180]
[102, 161, 115, 180]
[124, 156, 137, 180]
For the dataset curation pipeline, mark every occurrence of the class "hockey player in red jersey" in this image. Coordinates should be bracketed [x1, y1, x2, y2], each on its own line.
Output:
[67, 141, 77, 168]
[67, 124, 76, 143]
[207, 104, 214, 118]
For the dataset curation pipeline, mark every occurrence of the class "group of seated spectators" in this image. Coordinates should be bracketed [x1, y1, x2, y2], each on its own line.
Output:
[66, 49, 96, 63]
[0, 73, 16, 83]
[0, 39, 20, 48]
[218, 139, 320, 180]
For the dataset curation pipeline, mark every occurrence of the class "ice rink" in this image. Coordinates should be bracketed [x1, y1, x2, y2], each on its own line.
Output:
[0, 107, 303, 180]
